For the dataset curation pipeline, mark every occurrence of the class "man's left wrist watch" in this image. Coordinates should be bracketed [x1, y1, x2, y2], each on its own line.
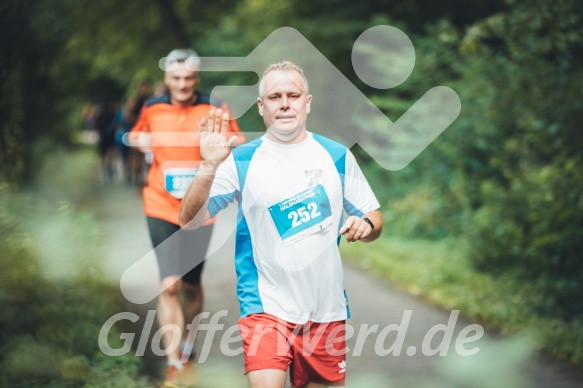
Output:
[362, 216, 374, 231]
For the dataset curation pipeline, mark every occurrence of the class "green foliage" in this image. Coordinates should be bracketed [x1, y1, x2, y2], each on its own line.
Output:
[0, 60, 24, 185]
[470, 160, 583, 318]
[338, 0, 583, 363]
[0, 151, 148, 386]
[0, 1, 26, 186]
[344, 238, 531, 329]
[455, 0, 583, 319]
[352, 0, 583, 322]
[341, 237, 583, 365]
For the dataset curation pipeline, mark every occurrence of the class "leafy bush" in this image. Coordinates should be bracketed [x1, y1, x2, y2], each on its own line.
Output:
[469, 160, 583, 318]
[455, 0, 583, 320]
[355, 0, 583, 322]
[341, 237, 583, 365]
[0, 164, 148, 386]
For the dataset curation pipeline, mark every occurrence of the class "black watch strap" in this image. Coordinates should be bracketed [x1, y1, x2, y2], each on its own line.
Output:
[362, 216, 374, 231]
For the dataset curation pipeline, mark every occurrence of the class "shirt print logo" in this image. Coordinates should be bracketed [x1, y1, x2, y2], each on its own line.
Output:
[305, 169, 323, 187]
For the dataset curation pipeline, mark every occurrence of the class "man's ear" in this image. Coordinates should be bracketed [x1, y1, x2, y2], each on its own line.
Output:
[257, 97, 264, 117]
[306, 94, 312, 114]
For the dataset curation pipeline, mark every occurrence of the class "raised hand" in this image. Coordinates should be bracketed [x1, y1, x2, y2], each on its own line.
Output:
[199, 109, 238, 167]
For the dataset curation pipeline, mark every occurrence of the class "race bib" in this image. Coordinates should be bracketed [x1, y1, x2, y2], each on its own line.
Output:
[163, 168, 197, 199]
[268, 185, 333, 246]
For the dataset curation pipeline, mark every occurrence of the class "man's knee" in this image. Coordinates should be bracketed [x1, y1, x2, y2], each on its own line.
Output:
[160, 275, 182, 296]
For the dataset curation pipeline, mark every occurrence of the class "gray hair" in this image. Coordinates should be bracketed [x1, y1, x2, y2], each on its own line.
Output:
[258, 61, 309, 97]
[160, 48, 201, 72]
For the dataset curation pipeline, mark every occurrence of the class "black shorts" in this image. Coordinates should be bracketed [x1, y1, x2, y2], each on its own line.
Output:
[147, 217, 213, 285]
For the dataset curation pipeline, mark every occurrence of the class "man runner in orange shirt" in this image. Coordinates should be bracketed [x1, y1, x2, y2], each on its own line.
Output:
[130, 48, 244, 387]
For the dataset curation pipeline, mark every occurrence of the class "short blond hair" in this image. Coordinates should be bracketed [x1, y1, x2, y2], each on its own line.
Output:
[258, 61, 309, 97]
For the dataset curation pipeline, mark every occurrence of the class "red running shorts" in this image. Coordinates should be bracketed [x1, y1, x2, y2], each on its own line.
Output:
[238, 313, 347, 387]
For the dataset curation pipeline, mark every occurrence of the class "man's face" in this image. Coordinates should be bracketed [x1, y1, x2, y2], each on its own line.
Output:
[164, 64, 199, 105]
[257, 70, 312, 142]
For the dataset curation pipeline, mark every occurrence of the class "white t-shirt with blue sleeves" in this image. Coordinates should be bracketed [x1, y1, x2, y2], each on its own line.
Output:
[208, 132, 380, 324]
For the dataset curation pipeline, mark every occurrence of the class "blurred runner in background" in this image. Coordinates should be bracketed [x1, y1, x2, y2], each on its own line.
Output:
[95, 99, 119, 183]
[130, 48, 245, 387]
[118, 79, 152, 187]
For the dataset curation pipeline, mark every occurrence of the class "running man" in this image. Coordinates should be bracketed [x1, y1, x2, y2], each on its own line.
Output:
[179, 61, 382, 387]
[129, 48, 245, 387]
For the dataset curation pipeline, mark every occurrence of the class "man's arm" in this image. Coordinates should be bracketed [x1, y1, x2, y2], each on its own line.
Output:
[339, 210, 383, 243]
[339, 149, 383, 243]
[179, 109, 237, 229]
[179, 163, 217, 229]
[127, 105, 152, 153]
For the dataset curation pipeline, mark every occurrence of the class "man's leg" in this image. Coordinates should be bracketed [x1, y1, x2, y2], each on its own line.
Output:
[157, 275, 184, 362]
[181, 282, 203, 358]
[253, 367, 336, 388]
[148, 219, 212, 384]
[178, 224, 212, 359]
[288, 321, 346, 388]
[292, 382, 328, 388]
[147, 216, 192, 385]
[239, 314, 294, 388]
[248, 369, 287, 388]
